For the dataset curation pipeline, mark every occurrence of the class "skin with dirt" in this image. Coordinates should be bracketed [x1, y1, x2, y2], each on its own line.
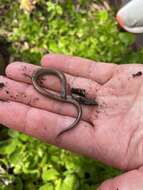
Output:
[132, 71, 142, 77]
[1, 54, 143, 189]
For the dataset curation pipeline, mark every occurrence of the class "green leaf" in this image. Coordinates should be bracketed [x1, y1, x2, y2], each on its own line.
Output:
[56, 5, 63, 15]
[99, 10, 108, 22]
[60, 174, 79, 190]
[0, 139, 20, 155]
[42, 168, 59, 182]
[39, 183, 54, 190]
[55, 179, 62, 190]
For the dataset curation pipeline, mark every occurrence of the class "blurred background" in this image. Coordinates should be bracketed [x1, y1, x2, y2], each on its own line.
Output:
[0, 1, 143, 190]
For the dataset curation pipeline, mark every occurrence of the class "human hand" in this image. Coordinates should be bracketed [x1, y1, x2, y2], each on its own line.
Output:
[1, 54, 143, 189]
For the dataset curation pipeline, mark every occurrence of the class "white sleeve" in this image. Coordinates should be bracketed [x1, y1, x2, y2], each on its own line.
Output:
[116, 0, 143, 33]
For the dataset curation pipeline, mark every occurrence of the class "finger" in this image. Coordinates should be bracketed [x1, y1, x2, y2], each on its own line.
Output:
[0, 76, 93, 122]
[6, 62, 100, 98]
[41, 53, 117, 84]
[0, 100, 95, 157]
[98, 167, 143, 190]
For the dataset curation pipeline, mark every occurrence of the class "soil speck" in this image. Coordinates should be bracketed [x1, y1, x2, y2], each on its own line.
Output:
[22, 66, 27, 71]
[132, 71, 142, 78]
[0, 83, 5, 88]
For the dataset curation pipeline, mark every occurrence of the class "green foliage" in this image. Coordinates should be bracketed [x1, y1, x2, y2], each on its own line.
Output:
[2, 0, 143, 64]
[0, 0, 143, 189]
[0, 130, 121, 190]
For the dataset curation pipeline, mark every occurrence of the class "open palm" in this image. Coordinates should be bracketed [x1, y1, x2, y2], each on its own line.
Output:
[1, 54, 143, 189]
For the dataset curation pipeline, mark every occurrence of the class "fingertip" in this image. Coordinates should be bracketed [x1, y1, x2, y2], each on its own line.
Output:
[41, 53, 71, 67]
[40, 54, 49, 66]
[116, 14, 125, 28]
[41, 53, 58, 66]
[5, 62, 23, 77]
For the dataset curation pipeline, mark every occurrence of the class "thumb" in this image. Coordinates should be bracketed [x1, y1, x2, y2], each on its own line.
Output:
[97, 166, 143, 190]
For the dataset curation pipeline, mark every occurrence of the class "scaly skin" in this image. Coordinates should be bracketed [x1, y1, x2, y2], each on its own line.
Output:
[32, 68, 97, 136]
